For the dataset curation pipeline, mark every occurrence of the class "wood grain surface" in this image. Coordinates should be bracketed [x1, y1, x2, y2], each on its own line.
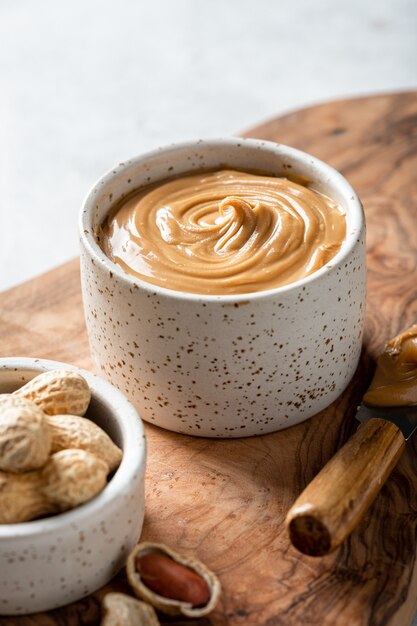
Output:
[1, 92, 417, 626]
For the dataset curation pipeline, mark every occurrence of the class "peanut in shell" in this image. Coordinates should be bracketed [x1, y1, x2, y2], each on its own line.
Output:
[126, 541, 221, 618]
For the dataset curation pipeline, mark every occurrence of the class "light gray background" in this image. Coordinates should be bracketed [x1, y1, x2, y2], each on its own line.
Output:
[0, 0, 416, 293]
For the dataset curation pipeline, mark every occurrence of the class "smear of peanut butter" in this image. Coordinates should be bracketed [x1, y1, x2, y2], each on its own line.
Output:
[364, 325, 417, 407]
[100, 170, 346, 295]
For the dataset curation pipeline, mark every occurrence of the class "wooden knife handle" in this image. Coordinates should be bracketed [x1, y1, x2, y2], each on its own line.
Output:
[285, 417, 406, 556]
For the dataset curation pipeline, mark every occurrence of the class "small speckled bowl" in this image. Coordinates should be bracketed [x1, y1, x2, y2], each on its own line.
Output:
[79, 138, 366, 437]
[0, 357, 146, 615]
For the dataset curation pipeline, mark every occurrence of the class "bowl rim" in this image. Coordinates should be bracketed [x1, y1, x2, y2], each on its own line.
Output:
[0, 357, 146, 538]
[79, 137, 365, 302]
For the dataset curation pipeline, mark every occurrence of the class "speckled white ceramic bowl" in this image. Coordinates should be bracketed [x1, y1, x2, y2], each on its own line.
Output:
[79, 138, 366, 438]
[0, 357, 146, 615]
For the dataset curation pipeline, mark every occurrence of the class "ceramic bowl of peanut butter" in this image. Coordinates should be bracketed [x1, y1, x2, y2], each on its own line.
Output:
[79, 139, 366, 437]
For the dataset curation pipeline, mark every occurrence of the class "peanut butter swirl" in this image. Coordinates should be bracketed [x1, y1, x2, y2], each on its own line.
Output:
[100, 170, 346, 295]
[364, 325, 417, 407]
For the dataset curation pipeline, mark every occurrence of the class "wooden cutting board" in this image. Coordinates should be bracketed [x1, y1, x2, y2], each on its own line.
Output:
[1, 92, 417, 626]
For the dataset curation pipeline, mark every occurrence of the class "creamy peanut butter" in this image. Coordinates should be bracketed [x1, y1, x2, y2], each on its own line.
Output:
[364, 325, 417, 407]
[100, 169, 346, 295]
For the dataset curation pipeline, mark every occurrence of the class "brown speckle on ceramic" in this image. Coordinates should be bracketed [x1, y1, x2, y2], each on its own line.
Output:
[79, 138, 366, 437]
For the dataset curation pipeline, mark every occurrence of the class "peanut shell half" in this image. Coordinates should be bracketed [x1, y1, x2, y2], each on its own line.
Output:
[126, 541, 221, 617]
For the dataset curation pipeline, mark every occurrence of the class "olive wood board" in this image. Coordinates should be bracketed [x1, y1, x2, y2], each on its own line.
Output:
[1, 91, 417, 626]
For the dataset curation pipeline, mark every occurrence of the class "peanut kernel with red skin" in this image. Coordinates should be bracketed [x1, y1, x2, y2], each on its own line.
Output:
[136, 552, 211, 607]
